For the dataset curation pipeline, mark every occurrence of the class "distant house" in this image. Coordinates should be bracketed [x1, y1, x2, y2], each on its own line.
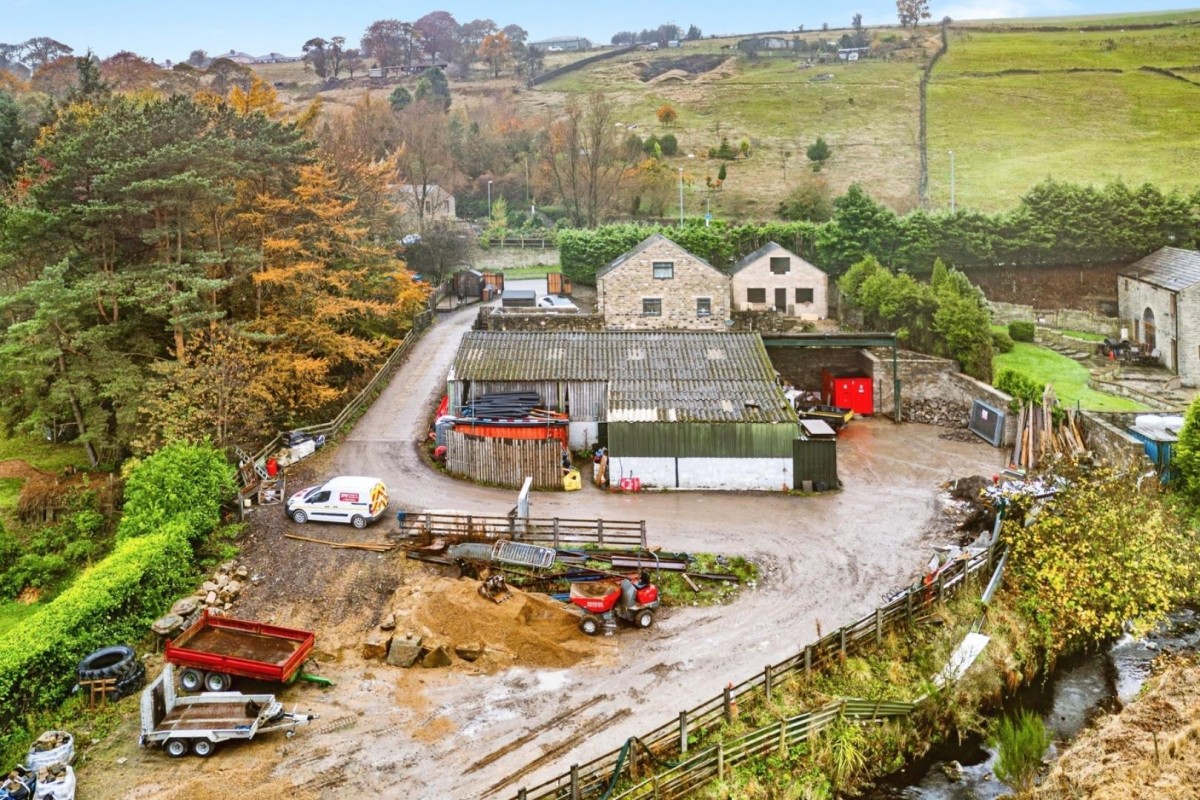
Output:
[597, 235, 730, 331]
[730, 243, 828, 320]
[736, 36, 794, 53]
[254, 52, 300, 64]
[1118, 247, 1200, 384]
[397, 184, 456, 221]
[530, 36, 592, 52]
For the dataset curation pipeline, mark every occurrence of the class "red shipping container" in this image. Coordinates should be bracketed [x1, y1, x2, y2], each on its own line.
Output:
[821, 369, 874, 416]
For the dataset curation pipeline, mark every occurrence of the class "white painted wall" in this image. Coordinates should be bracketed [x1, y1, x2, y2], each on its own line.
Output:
[607, 456, 793, 490]
[569, 421, 600, 450]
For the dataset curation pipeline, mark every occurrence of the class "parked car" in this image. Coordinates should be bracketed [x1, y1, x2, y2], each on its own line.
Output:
[287, 476, 389, 528]
[537, 295, 578, 311]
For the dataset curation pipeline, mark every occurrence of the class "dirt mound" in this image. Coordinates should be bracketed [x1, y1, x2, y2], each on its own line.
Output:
[639, 54, 727, 81]
[403, 576, 606, 671]
[1035, 656, 1200, 799]
[0, 459, 52, 481]
[648, 70, 690, 85]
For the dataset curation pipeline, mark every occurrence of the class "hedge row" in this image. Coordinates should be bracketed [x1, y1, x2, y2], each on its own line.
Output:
[117, 442, 234, 543]
[0, 524, 194, 750]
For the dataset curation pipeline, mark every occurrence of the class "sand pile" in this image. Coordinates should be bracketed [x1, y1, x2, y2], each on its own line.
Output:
[1035, 655, 1200, 799]
[401, 576, 605, 671]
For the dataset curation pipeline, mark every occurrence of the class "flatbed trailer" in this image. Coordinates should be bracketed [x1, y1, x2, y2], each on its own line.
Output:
[139, 665, 316, 758]
[165, 610, 315, 692]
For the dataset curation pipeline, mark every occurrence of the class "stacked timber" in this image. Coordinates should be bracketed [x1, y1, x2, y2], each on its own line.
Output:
[1009, 384, 1088, 470]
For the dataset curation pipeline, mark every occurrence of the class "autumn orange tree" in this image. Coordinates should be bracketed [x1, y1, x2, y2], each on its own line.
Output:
[478, 31, 512, 78]
[656, 103, 677, 127]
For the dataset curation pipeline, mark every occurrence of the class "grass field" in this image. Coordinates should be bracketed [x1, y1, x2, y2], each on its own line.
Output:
[927, 21, 1200, 211]
[994, 342, 1146, 411]
[0, 432, 87, 474]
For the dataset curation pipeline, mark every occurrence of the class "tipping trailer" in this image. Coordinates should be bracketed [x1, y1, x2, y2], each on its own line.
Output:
[165, 611, 315, 692]
[139, 665, 316, 758]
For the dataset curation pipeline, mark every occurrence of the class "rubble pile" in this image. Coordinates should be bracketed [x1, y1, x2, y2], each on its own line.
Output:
[903, 399, 969, 428]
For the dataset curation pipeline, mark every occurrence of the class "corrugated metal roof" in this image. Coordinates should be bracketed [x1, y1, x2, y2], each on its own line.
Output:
[1120, 247, 1200, 292]
[608, 380, 796, 423]
[453, 331, 779, 382]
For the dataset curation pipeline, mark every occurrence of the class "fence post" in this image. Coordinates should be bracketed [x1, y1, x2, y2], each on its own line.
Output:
[679, 710, 688, 754]
[779, 719, 787, 756]
[764, 664, 773, 700]
[937, 569, 946, 602]
[629, 738, 638, 777]
[804, 645, 812, 677]
[598, 518, 604, 547]
[723, 684, 732, 723]
[553, 518, 560, 549]
[875, 607, 883, 645]
[518, 790, 527, 800]
[906, 590, 913, 623]
[839, 627, 846, 658]
[717, 742, 725, 780]
[570, 764, 580, 800]
[640, 520, 647, 548]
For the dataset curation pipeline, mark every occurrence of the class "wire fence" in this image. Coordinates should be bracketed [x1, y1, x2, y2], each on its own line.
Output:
[247, 309, 433, 466]
[506, 520, 1006, 800]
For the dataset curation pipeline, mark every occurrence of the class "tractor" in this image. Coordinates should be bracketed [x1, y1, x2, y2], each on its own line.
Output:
[570, 572, 660, 635]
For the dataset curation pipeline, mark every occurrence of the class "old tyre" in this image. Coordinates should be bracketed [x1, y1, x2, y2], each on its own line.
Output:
[179, 668, 204, 693]
[111, 661, 147, 701]
[291, 509, 308, 524]
[203, 672, 232, 692]
[191, 739, 215, 757]
[165, 739, 188, 758]
[77, 645, 136, 682]
[580, 616, 600, 636]
[351, 514, 366, 529]
[635, 609, 654, 629]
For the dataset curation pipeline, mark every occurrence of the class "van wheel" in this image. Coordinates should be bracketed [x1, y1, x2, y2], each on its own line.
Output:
[165, 739, 188, 758]
[292, 510, 308, 524]
[351, 515, 366, 529]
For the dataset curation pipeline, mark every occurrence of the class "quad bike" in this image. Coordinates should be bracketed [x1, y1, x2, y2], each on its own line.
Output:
[570, 572, 660, 635]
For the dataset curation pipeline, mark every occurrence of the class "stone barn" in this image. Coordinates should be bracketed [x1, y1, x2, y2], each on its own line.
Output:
[1118, 247, 1200, 385]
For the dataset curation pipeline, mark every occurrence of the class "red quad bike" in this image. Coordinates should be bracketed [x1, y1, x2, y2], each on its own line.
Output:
[570, 572, 660, 635]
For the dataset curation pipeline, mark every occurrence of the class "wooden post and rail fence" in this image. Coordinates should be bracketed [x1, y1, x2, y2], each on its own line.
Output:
[400, 512, 648, 550]
[505, 522, 1007, 800]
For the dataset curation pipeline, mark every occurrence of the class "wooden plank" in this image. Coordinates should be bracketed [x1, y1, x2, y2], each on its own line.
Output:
[681, 573, 701, 592]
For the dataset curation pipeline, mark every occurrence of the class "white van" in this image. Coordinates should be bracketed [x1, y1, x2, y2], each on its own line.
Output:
[286, 476, 389, 528]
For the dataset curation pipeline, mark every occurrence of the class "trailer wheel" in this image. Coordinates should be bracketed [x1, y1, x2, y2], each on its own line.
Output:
[191, 740, 215, 757]
[291, 509, 308, 524]
[635, 609, 654, 629]
[165, 739, 188, 758]
[351, 514, 366, 529]
[179, 668, 204, 693]
[580, 616, 600, 636]
[203, 672, 232, 692]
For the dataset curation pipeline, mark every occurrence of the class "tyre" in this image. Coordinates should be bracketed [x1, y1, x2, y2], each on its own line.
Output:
[635, 609, 654, 629]
[77, 645, 136, 682]
[165, 739, 188, 758]
[179, 668, 204, 693]
[351, 514, 366, 529]
[292, 509, 308, 524]
[191, 740, 215, 757]
[580, 616, 600, 636]
[111, 661, 146, 701]
[203, 672, 232, 692]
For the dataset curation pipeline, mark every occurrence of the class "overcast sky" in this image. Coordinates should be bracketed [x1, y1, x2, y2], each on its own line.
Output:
[5, 0, 1197, 62]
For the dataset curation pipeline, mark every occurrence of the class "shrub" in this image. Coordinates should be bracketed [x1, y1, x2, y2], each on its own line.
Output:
[1008, 320, 1035, 342]
[992, 329, 1015, 353]
[658, 133, 678, 156]
[117, 441, 235, 543]
[990, 710, 1052, 795]
[0, 525, 194, 754]
[994, 368, 1044, 406]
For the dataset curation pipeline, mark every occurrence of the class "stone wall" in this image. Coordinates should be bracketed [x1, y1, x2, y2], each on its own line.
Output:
[731, 310, 815, 333]
[1117, 277, 1179, 375]
[471, 246, 561, 271]
[474, 306, 605, 332]
[598, 237, 729, 331]
[991, 301, 1119, 336]
[1078, 411, 1151, 472]
[766, 346, 872, 394]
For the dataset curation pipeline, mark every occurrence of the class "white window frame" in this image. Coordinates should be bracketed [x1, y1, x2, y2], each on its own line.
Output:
[652, 261, 674, 280]
[696, 297, 712, 317]
[642, 297, 662, 316]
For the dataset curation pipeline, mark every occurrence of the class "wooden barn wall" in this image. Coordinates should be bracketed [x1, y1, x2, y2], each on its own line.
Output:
[446, 431, 563, 489]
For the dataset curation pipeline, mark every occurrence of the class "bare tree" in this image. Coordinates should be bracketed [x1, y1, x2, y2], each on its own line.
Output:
[542, 92, 629, 227]
[395, 99, 458, 232]
[896, 0, 932, 33]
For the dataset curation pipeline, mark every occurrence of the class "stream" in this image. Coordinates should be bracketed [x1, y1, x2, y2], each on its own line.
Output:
[865, 607, 1200, 799]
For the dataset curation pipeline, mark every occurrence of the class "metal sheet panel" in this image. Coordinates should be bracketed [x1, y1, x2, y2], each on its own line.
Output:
[608, 422, 798, 458]
[792, 439, 839, 488]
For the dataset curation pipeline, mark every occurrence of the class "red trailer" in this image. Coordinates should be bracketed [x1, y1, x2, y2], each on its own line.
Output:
[165, 611, 315, 692]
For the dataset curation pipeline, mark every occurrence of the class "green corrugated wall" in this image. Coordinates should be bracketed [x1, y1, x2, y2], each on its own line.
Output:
[608, 422, 798, 458]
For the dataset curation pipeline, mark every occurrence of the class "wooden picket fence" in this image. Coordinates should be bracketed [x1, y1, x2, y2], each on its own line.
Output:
[507, 525, 1005, 800]
[446, 432, 563, 489]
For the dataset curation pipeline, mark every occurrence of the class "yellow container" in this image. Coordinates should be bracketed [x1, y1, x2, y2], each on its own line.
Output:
[562, 468, 582, 492]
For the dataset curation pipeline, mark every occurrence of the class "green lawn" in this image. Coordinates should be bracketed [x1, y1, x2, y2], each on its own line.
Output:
[993, 341, 1146, 411]
[498, 265, 558, 279]
[0, 431, 87, 474]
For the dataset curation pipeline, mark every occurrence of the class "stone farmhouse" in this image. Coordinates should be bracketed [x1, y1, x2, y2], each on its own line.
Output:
[1118, 246, 1200, 385]
[596, 235, 730, 331]
[729, 242, 828, 320]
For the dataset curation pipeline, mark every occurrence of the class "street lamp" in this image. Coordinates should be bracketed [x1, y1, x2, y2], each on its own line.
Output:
[678, 167, 684, 226]
[948, 150, 955, 214]
[487, 180, 493, 218]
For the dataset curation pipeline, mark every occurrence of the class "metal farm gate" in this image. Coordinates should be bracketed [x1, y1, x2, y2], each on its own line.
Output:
[446, 431, 563, 489]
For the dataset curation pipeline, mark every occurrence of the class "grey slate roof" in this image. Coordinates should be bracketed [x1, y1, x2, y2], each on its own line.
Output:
[1120, 247, 1200, 292]
[595, 234, 719, 280]
[730, 241, 786, 274]
[452, 331, 796, 423]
